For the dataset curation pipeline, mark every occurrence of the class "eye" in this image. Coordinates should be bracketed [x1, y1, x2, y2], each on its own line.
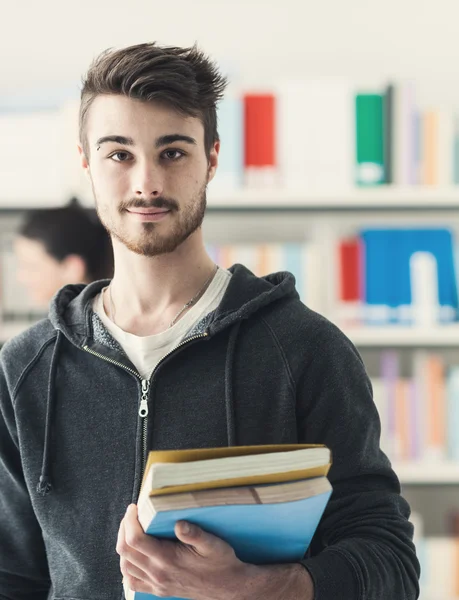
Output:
[161, 149, 185, 161]
[108, 151, 132, 162]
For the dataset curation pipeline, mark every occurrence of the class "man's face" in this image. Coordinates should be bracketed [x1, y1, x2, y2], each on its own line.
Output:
[79, 95, 218, 256]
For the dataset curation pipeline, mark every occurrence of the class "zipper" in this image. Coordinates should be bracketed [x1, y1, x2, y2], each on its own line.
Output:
[82, 331, 208, 488]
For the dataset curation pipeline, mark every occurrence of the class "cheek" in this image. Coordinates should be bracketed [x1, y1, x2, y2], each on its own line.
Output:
[91, 164, 129, 197]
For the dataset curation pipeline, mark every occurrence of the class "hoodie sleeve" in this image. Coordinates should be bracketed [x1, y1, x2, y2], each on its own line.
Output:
[0, 359, 51, 600]
[296, 323, 420, 600]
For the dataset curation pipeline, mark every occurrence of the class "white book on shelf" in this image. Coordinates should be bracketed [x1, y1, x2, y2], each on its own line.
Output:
[276, 78, 354, 192]
[393, 81, 417, 186]
[0, 110, 66, 206]
[438, 108, 455, 187]
[412, 350, 429, 463]
[211, 88, 244, 192]
[410, 251, 440, 327]
[302, 241, 323, 313]
[371, 377, 390, 456]
[423, 538, 458, 600]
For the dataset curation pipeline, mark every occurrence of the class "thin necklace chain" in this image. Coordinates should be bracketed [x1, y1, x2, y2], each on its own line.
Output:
[106, 265, 219, 330]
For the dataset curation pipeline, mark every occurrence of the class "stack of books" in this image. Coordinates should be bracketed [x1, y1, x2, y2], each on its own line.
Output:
[125, 444, 332, 600]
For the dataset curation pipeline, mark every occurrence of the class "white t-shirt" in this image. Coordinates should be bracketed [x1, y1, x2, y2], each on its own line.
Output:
[93, 268, 231, 379]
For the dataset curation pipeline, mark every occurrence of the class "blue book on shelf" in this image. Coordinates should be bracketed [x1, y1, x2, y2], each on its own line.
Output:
[283, 243, 304, 300]
[409, 229, 458, 323]
[128, 482, 332, 600]
[212, 96, 243, 189]
[361, 228, 458, 325]
[361, 229, 394, 324]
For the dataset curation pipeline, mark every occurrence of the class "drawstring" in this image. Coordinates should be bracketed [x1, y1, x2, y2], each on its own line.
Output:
[35, 321, 242, 494]
[36, 331, 63, 496]
[224, 321, 242, 446]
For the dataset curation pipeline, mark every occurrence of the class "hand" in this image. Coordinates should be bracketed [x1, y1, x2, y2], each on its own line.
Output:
[117, 504, 255, 599]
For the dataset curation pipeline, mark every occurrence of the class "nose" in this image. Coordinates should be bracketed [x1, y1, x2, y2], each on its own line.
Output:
[132, 160, 164, 197]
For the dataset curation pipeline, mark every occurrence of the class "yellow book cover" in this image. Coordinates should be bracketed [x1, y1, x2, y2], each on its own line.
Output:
[142, 444, 332, 497]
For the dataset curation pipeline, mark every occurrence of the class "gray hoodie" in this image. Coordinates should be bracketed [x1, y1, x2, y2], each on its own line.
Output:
[0, 265, 420, 600]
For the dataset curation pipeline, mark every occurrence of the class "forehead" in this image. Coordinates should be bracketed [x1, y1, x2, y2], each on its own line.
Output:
[84, 95, 205, 144]
[15, 236, 52, 260]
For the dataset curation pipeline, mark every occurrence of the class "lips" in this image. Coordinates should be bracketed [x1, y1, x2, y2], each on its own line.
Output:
[127, 208, 170, 215]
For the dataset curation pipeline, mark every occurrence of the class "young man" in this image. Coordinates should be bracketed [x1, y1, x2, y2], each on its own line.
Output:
[0, 43, 420, 600]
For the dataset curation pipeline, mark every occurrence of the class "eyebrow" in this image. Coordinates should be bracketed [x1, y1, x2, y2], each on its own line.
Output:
[155, 134, 197, 148]
[96, 135, 134, 147]
[95, 134, 197, 148]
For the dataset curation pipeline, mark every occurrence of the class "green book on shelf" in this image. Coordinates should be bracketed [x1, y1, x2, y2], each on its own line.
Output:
[355, 93, 385, 185]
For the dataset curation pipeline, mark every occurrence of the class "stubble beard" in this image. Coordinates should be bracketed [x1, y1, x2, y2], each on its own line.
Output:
[93, 182, 207, 257]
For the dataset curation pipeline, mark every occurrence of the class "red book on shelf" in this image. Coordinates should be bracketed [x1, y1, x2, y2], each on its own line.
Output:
[336, 238, 363, 325]
[243, 94, 277, 187]
[339, 238, 361, 301]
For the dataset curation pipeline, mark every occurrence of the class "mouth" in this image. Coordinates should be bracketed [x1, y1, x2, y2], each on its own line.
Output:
[126, 207, 172, 222]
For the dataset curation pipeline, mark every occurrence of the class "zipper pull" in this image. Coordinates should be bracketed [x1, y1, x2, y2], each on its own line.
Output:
[139, 379, 150, 418]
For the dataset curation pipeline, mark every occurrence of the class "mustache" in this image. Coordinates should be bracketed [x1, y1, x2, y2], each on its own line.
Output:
[119, 197, 179, 212]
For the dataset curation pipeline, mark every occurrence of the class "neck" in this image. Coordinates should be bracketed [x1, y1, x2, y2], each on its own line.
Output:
[106, 230, 216, 336]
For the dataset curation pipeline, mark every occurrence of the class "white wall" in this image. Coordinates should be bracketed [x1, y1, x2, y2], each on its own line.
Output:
[2, 0, 459, 107]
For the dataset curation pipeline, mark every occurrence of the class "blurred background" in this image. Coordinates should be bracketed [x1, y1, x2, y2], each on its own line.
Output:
[1, 0, 459, 597]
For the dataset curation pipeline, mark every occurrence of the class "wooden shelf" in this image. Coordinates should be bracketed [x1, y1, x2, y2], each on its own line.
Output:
[393, 462, 459, 484]
[207, 185, 459, 211]
[343, 325, 459, 347]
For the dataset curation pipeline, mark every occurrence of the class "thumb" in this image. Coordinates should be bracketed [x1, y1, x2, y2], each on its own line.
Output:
[175, 521, 229, 556]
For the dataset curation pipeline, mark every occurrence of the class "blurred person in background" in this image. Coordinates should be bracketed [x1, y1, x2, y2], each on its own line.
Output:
[14, 198, 113, 306]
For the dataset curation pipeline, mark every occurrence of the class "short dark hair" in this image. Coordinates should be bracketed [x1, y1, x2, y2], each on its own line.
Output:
[19, 199, 114, 281]
[79, 42, 227, 159]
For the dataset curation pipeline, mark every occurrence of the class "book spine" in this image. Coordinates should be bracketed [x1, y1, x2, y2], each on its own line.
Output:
[425, 355, 447, 461]
[212, 94, 244, 190]
[355, 93, 385, 185]
[338, 238, 362, 325]
[446, 367, 459, 461]
[409, 251, 439, 327]
[380, 351, 399, 458]
[243, 93, 277, 188]
[421, 110, 439, 185]
[384, 84, 394, 184]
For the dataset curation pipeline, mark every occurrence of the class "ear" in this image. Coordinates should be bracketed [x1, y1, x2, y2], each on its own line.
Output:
[207, 140, 220, 183]
[62, 254, 87, 283]
[77, 142, 91, 178]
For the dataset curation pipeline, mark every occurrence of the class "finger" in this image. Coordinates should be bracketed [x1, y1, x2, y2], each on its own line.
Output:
[175, 521, 230, 557]
[120, 556, 149, 582]
[123, 504, 163, 555]
[124, 573, 152, 594]
[116, 516, 126, 554]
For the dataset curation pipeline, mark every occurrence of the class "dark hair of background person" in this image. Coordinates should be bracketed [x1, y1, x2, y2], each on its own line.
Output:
[18, 198, 114, 281]
[79, 42, 228, 160]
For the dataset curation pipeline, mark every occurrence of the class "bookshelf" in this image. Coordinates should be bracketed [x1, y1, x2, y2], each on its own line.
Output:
[393, 462, 459, 485]
[206, 186, 459, 211]
[343, 325, 459, 347]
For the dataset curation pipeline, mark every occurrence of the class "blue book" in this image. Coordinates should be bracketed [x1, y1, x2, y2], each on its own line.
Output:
[211, 95, 243, 190]
[360, 228, 458, 325]
[361, 229, 394, 324]
[128, 477, 332, 600]
[283, 243, 304, 301]
[125, 444, 332, 600]
[406, 229, 458, 323]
